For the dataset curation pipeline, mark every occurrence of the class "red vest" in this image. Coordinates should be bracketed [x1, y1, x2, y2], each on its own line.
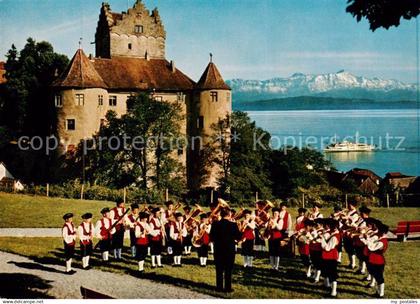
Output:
[63, 223, 76, 246]
[270, 218, 282, 240]
[80, 223, 93, 245]
[280, 212, 290, 230]
[150, 218, 162, 241]
[322, 232, 341, 260]
[368, 238, 388, 265]
[295, 216, 306, 231]
[127, 214, 138, 231]
[100, 218, 112, 240]
[242, 227, 255, 240]
[136, 223, 149, 245]
[171, 222, 184, 242]
[299, 243, 310, 256]
[112, 207, 126, 231]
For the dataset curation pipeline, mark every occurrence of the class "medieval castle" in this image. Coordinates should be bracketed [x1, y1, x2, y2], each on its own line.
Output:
[52, 0, 231, 191]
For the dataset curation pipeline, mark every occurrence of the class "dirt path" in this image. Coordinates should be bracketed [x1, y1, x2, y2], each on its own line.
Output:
[0, 251, 213, 299]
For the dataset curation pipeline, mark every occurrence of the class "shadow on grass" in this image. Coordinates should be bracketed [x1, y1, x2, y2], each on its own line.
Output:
[22, 246, 376, 299]
[0, 273, 55, 298]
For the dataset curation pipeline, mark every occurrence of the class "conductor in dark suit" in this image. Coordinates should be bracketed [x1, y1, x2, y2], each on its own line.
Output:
[210, 207, 242, 292]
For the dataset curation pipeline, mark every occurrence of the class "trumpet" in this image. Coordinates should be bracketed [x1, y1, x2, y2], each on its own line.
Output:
[232, 207, 245, 221]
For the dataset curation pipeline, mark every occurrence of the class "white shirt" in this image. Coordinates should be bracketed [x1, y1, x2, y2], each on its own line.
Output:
[95, 217, 115, 239]
[62, 222, 77, 244]
[321, 230, 338, 251]
[367, 235, 386, 251]
[278, 210, 293, 233]
[78, 222, 93, 242]
[135, 222, 151, 238]
[170, 221, 187, 240]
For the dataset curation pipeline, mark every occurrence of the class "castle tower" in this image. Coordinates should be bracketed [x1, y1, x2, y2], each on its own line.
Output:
[95, 0, 166, 59]
[190, 56, 232, 190]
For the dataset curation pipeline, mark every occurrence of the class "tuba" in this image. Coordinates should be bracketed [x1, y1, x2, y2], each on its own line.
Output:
[255, 200, 274, 226]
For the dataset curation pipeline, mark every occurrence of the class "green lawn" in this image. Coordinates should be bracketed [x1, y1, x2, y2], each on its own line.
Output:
[0, 237, 418, 299]
[0, 192, 113, 228]
[1, 192, 420, 228]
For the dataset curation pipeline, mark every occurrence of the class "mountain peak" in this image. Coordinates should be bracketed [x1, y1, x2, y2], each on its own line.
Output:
[226, 72, 416, 102]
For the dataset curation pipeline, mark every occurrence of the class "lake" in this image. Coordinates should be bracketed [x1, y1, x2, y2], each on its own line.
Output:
[247, 109, 420, 177]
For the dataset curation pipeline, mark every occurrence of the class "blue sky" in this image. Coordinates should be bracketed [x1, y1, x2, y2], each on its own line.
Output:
[0, 0, 418, 83]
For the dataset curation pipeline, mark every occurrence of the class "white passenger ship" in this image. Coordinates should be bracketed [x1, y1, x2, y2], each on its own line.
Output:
[324, 141, 375, 152]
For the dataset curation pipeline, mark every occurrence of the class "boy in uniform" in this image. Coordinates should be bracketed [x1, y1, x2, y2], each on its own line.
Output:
[149, 207, 164, 268]
[240, 209, 256, 268]
[110, 199, 126, 260]
[126, 203, 140, 257]
[78, 213, 93, 269]
[95, 208, 114, 262]
[170, 212, 188, 266]
[135, 212, 151, 273]
[195, 213, 211, 267]
[62, 213, 77, 274]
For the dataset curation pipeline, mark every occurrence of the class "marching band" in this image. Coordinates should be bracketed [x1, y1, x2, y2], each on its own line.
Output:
[62, 199, 389, 298]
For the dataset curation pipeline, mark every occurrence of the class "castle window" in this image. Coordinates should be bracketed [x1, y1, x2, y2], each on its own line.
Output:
[75, 94, 84, 106]
[154, 95, 163, 102]
[134, 25, 143, 34]
[226, 92, 231, 103]
[198, 116, 204, 129]
[210, 91, 218, 102]
[55, 95, 62, 107]
[128, 43, 132, 50]
[66, 119, 75, 131]
[98, 95, 104, 106]
[109, 95, 117, 106]
[177, 92, 185, 102]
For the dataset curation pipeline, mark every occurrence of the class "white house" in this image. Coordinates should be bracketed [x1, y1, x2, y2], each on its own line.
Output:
[0, 162, 24, 191]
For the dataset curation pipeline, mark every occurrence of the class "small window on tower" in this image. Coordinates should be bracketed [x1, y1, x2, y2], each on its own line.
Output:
[210, 91, 218, 102]
[55, 95, 62, 107]
[98, 95, 104, 106]
[128, 43, 132, 50]
[66, 119, 76, 131]
[75, 94, 84, 106]
[198, 116, 204, 129]
[134, 25, 143, 33]
[109, 95, 117, 106]
[226, 92, 231, 103]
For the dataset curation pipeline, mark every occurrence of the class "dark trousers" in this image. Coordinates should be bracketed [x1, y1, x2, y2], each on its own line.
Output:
[173, 240, 183, 256]
[215, 255, 235, 291]
[241, 239, 254, 256]
[343, 237, 354, 255]
[301, 254, 311, 267]
[323, 259, 338, 282]
[80, 242, 93, 257]
[99, 239, 111, 252]
[135, 244, 148, 261]
[310, 250, 322, 270]
[198, 244, 209, 258]
[129, 230, 136, 247]
[269, 238, 281, 256]
[64, 242, 75, 261]
[150, 239, 162, 255]
[112, 229, 125, 249]
[369, 263, 385, 284]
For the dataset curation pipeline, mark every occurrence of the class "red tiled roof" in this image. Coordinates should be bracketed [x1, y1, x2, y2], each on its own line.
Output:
[53, 49, 107, 89]
[91, 56, 195, 91]
[347, 168, 381, 182]
[196, 62, 230, 90]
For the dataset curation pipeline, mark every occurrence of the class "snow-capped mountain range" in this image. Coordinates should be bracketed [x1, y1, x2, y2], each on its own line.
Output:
[227, 71, 417, 102]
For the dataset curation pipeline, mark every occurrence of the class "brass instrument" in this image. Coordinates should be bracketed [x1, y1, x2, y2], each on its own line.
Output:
[232, 207, 245, 221]
[192, 223, 209, 247]
[255, 200, 274, 226]
[209, 198, 230, 221]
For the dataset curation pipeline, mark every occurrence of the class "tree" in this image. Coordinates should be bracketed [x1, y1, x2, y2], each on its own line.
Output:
[346, 0, 420, 31]
[64, 93, 186, 194]
[215, 111, 273, 203]
[270, 147, 332, 199]
[0, 38, 69, 182]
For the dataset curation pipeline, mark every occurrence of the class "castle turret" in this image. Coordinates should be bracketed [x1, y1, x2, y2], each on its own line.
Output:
[95, 0, 166, 59]
[190, 56, 232, 190]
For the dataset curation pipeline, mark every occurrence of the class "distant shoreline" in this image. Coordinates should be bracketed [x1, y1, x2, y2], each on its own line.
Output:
[233, 96, 417, 111]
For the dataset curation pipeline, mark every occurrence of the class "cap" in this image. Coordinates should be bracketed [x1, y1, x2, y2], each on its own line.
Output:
[131, 203, 139, 210]
[377, 222, 389, 234]
[164, 200, 174, 207]
[63, 213, 73, 220]
[359, 206, 371, 215]
[200, 213, 208, 219]
[175, 212, 183, 218]
[304, 219, 315, 227]
[333, 205, 342, 213]
[151, 207, 161, 214]
[243, 209, 252, 215]
[298, 208, 307, 214]
[272, 207, 280, 213]
[101, 207, 110, 215]
[280, 202, 288, 208]
[81, 213, 92, 219]
[139, 212, 149, 220]
[183, 205, 192, 212]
